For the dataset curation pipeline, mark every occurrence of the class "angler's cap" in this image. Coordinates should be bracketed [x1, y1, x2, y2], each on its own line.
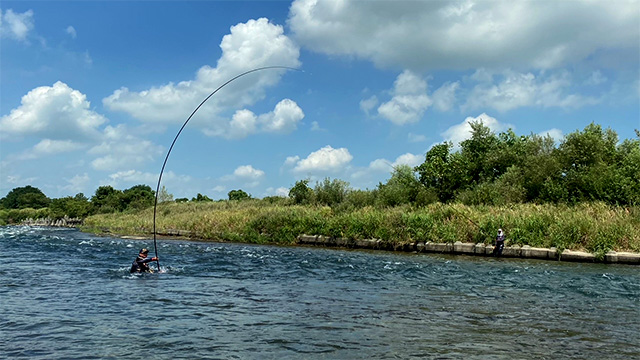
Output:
[139, 248, 149, 254]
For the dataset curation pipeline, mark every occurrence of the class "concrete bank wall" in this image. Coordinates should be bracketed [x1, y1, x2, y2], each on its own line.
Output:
[297, 234, 640, 265]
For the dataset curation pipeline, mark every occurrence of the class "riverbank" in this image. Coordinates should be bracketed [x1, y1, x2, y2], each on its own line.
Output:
[76, 200, 640, 265]
[92, 228, 640, 265]
[297, 234, 640, 265]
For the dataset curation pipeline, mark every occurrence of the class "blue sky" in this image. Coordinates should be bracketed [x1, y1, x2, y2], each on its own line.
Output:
[1, 0, 639, 200]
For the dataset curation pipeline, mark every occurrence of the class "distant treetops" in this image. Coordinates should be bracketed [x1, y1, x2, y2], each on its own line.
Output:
[1, 122, 638, 223]
[414, 123, 639, 206]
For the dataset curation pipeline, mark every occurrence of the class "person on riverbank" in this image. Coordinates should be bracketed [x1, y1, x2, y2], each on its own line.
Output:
[493, 229, 505, 256]
[130, 248, 158, 273]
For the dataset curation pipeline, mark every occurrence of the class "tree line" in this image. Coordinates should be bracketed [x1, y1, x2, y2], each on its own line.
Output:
[0, 183, 253, 224]
[1, 122, 638, 225]
[290, 123, 639, 208]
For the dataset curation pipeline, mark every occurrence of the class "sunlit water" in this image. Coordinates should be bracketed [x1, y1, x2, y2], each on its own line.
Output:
[1, 226, 638, 359]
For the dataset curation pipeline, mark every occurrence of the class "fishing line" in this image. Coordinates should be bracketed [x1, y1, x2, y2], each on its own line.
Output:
[151, 66, 301, 271]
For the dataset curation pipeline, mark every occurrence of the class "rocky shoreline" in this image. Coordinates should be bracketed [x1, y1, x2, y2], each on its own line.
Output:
[21, 217, 83, 227]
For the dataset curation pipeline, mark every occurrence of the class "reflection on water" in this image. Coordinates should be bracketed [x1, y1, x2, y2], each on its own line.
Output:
[1, 226, 639, 359]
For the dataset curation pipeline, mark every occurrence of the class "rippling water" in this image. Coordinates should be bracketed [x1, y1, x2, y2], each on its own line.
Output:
[1, 226, 639, 359]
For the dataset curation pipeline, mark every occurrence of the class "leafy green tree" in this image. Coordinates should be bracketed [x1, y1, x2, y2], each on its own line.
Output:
[459, 121, 500, 183]
[49, 193, 91, 218]
[0, 186, 50, 209]
[518, 134, 562, 202]
[228, 189, 251, 201]
[457, 166, 526, 205]
[344, 189, 377, 209]
[557, 124, 619, 203]
[615, 135, 640, 205]
[289, 179, 314, 205]
[91, 185, 124, 213]
[192, 193, 213, 202]
[559, 123, 618, 171]
[122, 185, 155, 211]
[484, 129, 529, 181]
[416, 143, 469, 202]
[377, 165, 422, 207]
[262, 196, 288, 205]
[314, 178, 350, 207]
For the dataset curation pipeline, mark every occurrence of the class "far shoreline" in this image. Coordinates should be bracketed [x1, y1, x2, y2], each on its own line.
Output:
[87, 226, 640, 265]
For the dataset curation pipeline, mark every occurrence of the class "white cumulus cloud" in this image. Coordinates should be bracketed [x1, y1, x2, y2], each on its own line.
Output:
[60, 173, 90, 195]
[221, 165, 265, 188]
[227, 109, 258, 139]
[260, 98, 305, 134]
[0, 81, 107, 141]
[103, 18, 301, 131]
[463, 69, 601, 112]
[18, 139, 84, 160]
[432, 81, 459, 111]
[368, 153, 423, 173]
[291, 145, 353, 173]
[223, 98, 304, 139]
[375, 70, 462, 124]
[89, 124, 163, 172]
[377, 70, 432, 125]
[539, 128, 564, 143]
[441, 113, 512, 148]
[233, 165, 265, 180]
[288, 0, 639, 71]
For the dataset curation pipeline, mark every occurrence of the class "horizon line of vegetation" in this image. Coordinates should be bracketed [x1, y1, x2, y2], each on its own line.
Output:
[1, 122, 638, 258]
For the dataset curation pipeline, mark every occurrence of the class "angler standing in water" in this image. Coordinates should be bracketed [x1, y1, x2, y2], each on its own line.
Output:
[130, 248, 158, 273]
[493, 229, 506, 256]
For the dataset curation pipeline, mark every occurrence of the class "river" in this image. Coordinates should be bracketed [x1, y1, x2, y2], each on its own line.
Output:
[1, 226, 638, 359]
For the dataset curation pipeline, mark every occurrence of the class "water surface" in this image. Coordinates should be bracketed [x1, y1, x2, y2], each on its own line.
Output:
[1, 226, 638, 359]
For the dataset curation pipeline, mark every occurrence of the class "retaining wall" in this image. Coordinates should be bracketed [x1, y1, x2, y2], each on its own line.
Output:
[297, 235, 640, 265]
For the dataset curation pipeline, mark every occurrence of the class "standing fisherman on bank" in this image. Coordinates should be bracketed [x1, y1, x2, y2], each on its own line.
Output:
[130, 248, 158, 273]
[493, 229, 506, 256]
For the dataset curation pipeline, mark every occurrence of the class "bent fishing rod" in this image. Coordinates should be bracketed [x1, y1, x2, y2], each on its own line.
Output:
[151, 66, 301, 271]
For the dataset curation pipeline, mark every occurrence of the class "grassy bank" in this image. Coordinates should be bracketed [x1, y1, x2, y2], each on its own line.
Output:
[80, 201, 640, 259]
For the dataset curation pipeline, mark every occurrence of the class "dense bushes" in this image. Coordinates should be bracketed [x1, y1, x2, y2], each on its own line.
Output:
[417, 123, 640, 206]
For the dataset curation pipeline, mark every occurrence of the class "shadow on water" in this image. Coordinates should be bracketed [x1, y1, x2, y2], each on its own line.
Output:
[1, 226, 639, 359]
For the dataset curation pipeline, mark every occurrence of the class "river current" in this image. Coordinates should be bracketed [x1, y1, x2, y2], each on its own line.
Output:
[1, 226, 638, 359]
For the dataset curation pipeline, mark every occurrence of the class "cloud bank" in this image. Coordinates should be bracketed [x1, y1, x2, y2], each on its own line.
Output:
[289, 0, 639, 71]
[103, 18, 301, 135]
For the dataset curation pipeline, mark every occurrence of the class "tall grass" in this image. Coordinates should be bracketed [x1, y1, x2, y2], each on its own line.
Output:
[81, 201, 640, 255]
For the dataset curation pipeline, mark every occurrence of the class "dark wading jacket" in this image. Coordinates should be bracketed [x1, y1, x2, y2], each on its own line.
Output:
[130, 255, 154, 273]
